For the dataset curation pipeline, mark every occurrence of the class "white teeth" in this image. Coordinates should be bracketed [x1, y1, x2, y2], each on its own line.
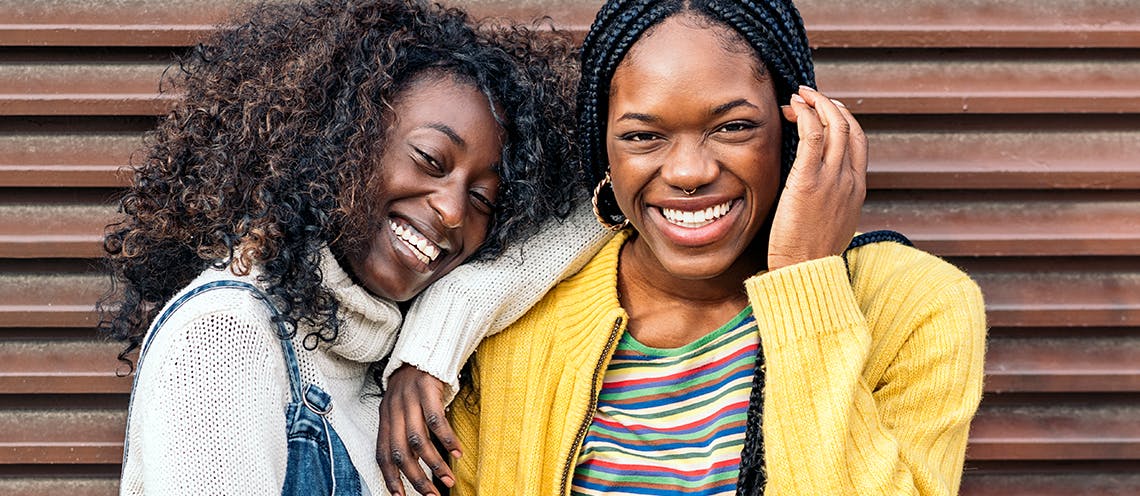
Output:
[661, 201, 733, 228]
[389, 220, 442, 263]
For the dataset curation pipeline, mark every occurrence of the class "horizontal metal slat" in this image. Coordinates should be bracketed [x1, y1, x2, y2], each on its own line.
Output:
[6, 53, 1139, 116]
[3, 259, 1137, 328]
[860, 191, 1140, 257]
[0, 131, 138, 187]
[0, 407, 124, 464]
[0, 478, 117, 496]
[4, 193, 1137, 258]
[968, 400, 1140, 460]
[864, 115, 1140, 190]
[960, 465, 1140, 496]
[2, 0, 1138, 48]
[5, 333, 1136, 395]
[2, 396, 1135, 464]
[984, 335, 1140, 393]
[0, 340, 130, 394]
[7, 117, 1138, 189]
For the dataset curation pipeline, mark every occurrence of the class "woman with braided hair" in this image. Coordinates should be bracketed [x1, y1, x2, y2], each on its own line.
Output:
[104, 0, 585, 493]
[379, 0, 986, 494]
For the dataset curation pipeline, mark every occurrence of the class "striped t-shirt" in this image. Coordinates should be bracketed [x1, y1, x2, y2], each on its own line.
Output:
[570, 307, 758, 496]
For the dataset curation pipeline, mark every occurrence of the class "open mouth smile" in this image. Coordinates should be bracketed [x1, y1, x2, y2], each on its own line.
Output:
[660, 200, 733, 228]
[388, 219, 443, 265]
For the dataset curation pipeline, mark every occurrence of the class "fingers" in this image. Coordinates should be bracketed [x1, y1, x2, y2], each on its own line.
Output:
[404, 400, 455, 492]
[378, 365, 460, 496]
[421, 387, 463, 460]
[377, 399, 407, 496]
[796, 86, 850, 177]
[788, 92, 824, 177]
[786, 87, 867, 180]
[834, 98, 868, 178]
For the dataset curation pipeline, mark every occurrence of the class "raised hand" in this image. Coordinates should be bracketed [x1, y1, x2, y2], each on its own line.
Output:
[767, 86, 867, 271]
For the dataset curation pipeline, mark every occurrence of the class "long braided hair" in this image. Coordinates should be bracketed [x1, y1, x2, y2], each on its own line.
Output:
[576, 1, 815, 494]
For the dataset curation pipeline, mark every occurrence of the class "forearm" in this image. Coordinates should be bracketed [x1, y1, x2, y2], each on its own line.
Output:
[746, 256, 986, 495]
[386, 201, 612, 402]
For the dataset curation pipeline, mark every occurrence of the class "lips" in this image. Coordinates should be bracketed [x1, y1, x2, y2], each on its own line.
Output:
[388, 218, 443, 265]
[660, 200, 733, 228]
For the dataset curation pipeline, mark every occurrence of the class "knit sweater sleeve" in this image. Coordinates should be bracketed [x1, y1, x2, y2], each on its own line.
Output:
[744, 251, 986, 495]
[385, 202, 612, 403]
[127, 300, 290, 494]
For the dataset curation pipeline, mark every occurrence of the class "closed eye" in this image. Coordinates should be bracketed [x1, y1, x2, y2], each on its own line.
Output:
[470, 190, 496, 214]
[412, 147, 445, 176]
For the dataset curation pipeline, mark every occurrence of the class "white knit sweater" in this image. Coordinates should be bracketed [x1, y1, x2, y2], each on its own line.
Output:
[120, 203, 610, 494]
[121, 248, 401, 495]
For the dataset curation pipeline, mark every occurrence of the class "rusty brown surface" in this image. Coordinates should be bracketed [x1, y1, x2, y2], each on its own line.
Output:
[3, 0, 1138, 47]
[2, 0, 1138, 491]
[7, 54, 1140, 116]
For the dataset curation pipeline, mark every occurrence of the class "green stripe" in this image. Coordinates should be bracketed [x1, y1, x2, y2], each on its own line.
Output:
[617, 305, 753, 357]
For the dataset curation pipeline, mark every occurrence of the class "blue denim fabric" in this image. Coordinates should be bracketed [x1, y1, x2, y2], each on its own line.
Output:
[126, 280, 364, 495]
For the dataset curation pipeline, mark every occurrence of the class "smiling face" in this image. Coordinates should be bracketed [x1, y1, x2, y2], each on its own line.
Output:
[344, 74, 503, 302]
[607, 14, 782, 282]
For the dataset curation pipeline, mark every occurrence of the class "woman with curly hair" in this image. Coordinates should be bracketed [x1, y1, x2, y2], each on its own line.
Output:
[102, 0, 583, 493]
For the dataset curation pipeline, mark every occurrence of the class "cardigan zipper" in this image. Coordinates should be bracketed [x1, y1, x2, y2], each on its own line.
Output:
[558, 316, 623, 496]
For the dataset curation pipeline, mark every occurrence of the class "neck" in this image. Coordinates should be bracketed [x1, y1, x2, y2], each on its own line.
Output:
[617, 233, 765, 348]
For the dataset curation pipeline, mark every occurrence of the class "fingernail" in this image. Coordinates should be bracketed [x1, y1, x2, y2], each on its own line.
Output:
[451, 449, 462, 459]
[831, 98, 846, 108]
[798, 85, 816, 92]
[790, 94, 806, 104]
[442, 476, 455, 487]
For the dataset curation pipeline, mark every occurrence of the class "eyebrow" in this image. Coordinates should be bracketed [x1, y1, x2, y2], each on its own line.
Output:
[615, 112, 660, 124]
[711, 99, 758, 116]
[424, 123, 466, 148]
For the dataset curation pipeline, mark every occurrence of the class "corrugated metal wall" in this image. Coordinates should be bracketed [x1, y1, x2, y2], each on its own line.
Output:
[2, 0, 1137, 494]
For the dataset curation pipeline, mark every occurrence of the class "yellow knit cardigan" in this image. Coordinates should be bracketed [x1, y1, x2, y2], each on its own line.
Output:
[451, 231, 987, 495]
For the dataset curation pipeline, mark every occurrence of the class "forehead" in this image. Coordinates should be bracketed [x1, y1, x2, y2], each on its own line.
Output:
[610, 16, 771, 111]
[392, 75, 500, 134]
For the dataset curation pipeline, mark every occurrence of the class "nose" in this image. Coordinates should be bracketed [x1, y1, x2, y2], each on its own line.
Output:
[428, 184, 466, 230]
[660, 138, 718, 194]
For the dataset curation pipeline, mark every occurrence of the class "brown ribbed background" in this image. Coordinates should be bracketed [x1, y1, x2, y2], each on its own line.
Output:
[1, 0, 1138, 494]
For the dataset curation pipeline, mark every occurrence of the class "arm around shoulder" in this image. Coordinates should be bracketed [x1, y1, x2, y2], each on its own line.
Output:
[385, 201, 612, 402]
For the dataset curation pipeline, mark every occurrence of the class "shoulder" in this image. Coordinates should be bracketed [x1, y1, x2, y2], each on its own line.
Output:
[138, 268, 285, 378]
[848, 240, 978, 298]
[848, 241, 985, 338]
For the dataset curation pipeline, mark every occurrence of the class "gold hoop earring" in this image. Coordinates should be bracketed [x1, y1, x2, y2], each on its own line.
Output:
[592, 171, 630, 231]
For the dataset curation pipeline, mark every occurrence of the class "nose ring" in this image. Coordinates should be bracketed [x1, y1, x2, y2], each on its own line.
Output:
[681, 187, 697, 196]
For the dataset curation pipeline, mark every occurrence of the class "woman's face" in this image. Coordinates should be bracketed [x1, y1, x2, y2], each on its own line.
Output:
[606, 15, 782, 280]
[345, 75, 503, 301]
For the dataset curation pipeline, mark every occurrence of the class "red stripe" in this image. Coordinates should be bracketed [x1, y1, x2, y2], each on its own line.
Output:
[584, 456, 741, 477]
[593, 399, 749, 433]
[605, 342, 758, 389]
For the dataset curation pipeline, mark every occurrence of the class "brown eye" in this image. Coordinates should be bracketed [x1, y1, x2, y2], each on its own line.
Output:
[620, 132, 659, 142]
[717, 121, 757, 133]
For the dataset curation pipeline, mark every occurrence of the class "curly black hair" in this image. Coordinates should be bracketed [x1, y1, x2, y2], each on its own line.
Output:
[100, 0, 581, 369]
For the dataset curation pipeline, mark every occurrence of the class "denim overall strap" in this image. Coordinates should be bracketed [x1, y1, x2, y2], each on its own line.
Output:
[136, 279, 304, 403]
